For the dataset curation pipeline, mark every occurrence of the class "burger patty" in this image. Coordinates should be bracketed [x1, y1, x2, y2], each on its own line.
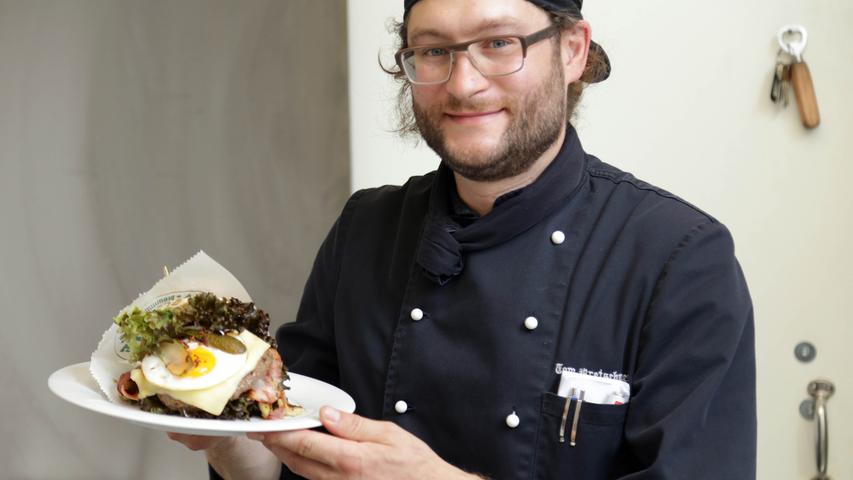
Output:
[156, 347, 286, 413]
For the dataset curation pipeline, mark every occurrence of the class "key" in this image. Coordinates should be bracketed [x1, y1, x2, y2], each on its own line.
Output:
[770, 59, 790, 106]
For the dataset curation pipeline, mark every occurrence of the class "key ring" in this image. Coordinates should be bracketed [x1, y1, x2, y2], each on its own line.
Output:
[778, 25, 808, 62]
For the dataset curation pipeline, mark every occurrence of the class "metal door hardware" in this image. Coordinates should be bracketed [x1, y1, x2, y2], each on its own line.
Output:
[795, 341, 817, 363]
[806, 379, 835, 480]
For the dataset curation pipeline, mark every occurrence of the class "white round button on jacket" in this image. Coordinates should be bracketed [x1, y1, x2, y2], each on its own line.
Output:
[524, 316, 539, 330]
[506, 411, 520, 428]
[550, 230, 566, 245]
[395, 400, 408, 414]
[410, 308, 424, 321]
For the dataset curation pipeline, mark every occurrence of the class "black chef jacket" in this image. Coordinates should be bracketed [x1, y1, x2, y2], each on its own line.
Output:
[211, 126, 756, 479]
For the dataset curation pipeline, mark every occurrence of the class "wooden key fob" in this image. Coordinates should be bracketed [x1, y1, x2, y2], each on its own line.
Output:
[790, 61, 820, 129]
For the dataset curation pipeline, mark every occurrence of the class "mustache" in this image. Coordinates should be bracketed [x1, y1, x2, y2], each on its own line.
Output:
[437, 96, 507, 113]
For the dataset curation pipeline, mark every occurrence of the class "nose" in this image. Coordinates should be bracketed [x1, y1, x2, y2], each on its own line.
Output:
[443, 52, 490, 99]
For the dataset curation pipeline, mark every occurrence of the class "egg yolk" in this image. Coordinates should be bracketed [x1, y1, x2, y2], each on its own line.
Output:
[183, 346, 216, 377]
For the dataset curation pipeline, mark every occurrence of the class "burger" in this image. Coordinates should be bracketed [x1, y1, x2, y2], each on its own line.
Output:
[112, 292, 298, 420]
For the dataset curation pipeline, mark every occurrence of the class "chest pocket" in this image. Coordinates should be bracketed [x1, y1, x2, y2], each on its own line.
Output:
[533, 392, 628, 479]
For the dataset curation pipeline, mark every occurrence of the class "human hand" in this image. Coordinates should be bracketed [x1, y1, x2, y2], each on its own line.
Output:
[247, 406, 479, 480]
[168, 432, 282, 480]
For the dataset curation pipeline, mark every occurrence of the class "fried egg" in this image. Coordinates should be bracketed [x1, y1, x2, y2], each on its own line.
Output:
[141, 340, 247, 391]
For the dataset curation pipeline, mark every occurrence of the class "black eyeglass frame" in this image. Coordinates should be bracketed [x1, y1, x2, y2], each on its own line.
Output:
[395, 23, 561, 85]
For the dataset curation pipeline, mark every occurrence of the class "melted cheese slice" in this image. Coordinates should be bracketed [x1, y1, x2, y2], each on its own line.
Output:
[130, 330, 271, 415]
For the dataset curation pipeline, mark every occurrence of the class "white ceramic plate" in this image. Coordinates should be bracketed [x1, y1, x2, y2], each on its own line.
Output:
[48, 362, 355, 436]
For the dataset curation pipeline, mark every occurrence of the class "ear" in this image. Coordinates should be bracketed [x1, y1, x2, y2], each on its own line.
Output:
[560, 20, 591, 85]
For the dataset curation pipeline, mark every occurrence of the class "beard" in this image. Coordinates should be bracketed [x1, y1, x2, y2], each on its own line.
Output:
[412, 54, 567, 182]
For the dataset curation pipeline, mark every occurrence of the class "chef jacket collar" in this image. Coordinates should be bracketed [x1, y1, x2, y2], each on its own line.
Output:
[448, 179, 523, 228]
[417, 125, 587, 285]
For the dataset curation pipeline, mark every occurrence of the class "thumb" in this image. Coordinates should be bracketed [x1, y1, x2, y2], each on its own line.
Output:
[320, 406, 396, 443]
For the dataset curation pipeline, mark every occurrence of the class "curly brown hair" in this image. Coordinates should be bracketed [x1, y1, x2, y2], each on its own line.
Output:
[381, 10, 608, 137]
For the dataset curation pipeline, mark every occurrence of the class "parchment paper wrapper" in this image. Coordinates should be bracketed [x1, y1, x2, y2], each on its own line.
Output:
[89, 251, 252, 403]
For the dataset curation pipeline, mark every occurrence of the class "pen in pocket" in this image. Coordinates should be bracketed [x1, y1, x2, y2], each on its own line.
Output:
[559, 388, 585, 445]
[570, 389, 584, 446]
[559, 389, 572, 443]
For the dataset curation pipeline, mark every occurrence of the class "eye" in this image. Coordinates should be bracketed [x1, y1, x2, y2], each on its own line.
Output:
[484, 37, 515, 49]
[420, 47, 449, 57]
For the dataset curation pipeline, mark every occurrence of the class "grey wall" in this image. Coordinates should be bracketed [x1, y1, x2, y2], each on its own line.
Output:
[0, 1, 349, 478]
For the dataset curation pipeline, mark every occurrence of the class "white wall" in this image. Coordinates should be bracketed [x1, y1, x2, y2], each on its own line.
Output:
[347, 1, 853, 479]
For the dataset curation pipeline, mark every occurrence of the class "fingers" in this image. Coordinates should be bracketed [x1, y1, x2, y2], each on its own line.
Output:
[319, 406, 399, 443]
[265, 443, 339, 480]
[253, 429, 354, 468]
[249, 413, 452, 480]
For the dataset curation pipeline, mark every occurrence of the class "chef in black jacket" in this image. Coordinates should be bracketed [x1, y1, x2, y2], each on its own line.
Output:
[181, 0, 756, 478]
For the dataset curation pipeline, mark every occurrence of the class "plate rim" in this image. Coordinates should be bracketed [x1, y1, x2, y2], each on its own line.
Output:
[48, 361, 355, 435]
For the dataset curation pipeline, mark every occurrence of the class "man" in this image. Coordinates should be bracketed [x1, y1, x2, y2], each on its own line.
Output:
[172, 0, 757, 478]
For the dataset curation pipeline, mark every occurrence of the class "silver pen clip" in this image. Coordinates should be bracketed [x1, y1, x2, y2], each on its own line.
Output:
[570, 389, 585, 446]
[559, 388, 574, 443]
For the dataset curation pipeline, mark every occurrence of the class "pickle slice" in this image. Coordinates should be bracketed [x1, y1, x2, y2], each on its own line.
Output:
[206, 333, 247, 354]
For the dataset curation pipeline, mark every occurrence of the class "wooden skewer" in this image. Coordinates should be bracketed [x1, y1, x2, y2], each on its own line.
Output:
[163, 266, 170, 277]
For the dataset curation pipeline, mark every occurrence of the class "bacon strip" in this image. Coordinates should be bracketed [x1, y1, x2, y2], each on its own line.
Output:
[116, 371, 140, 400]
[248, 348, 285, 404]
[267, 401, 303, 419]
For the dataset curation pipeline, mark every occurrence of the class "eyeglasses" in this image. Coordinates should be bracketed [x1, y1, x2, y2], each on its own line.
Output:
[395, 24, 560, 85]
